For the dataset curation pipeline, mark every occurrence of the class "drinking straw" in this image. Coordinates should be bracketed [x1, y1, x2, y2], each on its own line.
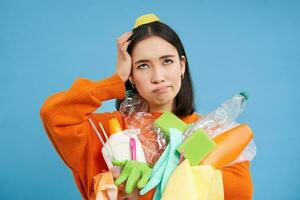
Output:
[88, 118, 114, 160]
[99, 122, 115, 160]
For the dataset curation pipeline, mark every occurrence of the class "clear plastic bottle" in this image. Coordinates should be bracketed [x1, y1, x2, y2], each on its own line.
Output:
[183, 91, 249, 139]
[183, 91, 257, 163]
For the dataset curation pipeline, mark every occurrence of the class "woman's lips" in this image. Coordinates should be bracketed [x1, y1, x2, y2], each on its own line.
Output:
[152, 86, 170, 95]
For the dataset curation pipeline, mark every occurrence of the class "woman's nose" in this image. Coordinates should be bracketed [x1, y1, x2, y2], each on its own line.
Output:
[151, 68, 165, 84]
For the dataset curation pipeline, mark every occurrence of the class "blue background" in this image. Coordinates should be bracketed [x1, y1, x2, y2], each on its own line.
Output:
[1, 0, 299, 199]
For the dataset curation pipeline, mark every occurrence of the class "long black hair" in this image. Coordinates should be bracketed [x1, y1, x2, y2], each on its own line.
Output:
[115, 21, 196, 117]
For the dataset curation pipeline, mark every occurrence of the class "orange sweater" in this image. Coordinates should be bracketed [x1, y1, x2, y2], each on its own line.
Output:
[40, 74, 253, 200]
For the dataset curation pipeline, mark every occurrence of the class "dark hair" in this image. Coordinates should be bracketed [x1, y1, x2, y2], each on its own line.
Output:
[115, 21, 196, 117]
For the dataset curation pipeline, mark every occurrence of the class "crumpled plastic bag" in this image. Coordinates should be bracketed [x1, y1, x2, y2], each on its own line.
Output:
[119, 91, 167, 166]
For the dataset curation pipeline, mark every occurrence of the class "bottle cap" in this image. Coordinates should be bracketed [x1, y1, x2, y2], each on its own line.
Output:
[108, 118, 123, 135]
[240, 91, 249, 101]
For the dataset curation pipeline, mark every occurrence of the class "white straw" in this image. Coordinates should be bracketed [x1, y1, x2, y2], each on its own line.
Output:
[99, 122, 110, 141]
[88, 118, 114, 160]
[99, 122, 115, 160]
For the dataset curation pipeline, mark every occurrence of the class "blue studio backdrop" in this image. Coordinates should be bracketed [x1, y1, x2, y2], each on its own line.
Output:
[1, 0, 299, 199]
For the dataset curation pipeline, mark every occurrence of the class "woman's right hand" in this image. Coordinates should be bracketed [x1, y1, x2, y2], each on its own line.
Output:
[116, 31, 133, 82]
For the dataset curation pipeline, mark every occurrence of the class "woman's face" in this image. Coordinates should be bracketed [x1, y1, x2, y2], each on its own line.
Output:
[130, 36, 186, 112]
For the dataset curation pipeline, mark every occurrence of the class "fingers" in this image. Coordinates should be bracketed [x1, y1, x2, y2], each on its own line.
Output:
[120, 40, 131, 60]
[137, 170, 151, 189]
[117, 32, 133, 56]
[115, 172, 129, 186]
[121, 40, 131, 51]
[114, 161, 131, 186]
[114, 160, 150, 194]
[117, 31, 133, 44]
[125, 167, 141, 194]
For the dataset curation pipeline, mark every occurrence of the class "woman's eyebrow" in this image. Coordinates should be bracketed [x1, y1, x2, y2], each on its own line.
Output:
[134, 54, 176, 65]
[159, 55, 176, 60]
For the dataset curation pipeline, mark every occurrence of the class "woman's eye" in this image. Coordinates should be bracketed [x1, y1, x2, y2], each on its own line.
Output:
[137, 64, 149, 69]
[164, 59, 173, 65]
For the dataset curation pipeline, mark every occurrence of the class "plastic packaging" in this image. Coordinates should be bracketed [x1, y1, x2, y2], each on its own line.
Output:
[200, 124, 253, 169]
[183, 91, 257, 163]
[207, 121, 257, 165]
[124, 111, 167, 166]
[101, 128, 147, 169]
[184, 91, 249, 139]
[119, 90, 149, 115]
[119, 91, 167, 166]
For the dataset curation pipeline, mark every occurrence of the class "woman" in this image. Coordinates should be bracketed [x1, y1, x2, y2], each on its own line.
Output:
[40, 14, 253, 200]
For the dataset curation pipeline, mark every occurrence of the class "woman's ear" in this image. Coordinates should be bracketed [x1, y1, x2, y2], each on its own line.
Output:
[129, 75, 134, 85]
[180, 55, 186, 75]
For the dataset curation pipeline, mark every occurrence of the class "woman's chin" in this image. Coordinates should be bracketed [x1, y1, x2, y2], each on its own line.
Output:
[148, 99, 174, 111]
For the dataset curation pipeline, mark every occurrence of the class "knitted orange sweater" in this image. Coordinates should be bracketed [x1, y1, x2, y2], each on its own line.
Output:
[40, 74, 253, 200]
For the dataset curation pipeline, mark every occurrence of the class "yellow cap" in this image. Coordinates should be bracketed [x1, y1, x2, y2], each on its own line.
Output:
[108, 118, 123, 135]
[133, 13, 160, 29]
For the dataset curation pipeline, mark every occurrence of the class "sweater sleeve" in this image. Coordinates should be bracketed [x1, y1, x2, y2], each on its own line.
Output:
[222, 161, 253, 200]
[40, 74, 126, 170]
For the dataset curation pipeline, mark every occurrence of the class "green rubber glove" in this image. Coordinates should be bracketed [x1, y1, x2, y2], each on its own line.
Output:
[113, 160, 152, 194]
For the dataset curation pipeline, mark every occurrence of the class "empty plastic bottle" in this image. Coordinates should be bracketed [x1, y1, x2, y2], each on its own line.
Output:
[183, 91, 249, 139]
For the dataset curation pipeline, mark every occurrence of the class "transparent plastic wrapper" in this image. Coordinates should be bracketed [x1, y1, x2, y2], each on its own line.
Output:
[119, 90, 149, 116]
[184, 92, 248, 139]
[183, 91, 257, 164]
[119, 91, 167, 166]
